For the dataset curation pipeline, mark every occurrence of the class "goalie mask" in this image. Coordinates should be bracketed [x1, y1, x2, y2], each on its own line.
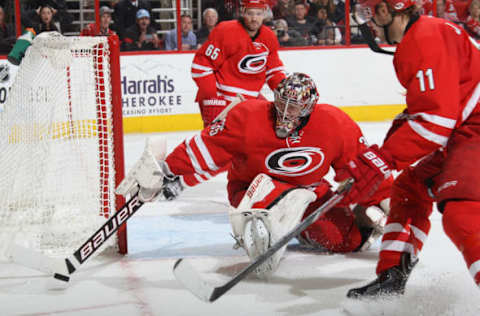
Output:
[273, 73, 319, 138]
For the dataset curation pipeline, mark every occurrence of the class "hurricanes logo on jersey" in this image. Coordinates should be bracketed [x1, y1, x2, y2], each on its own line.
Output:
[237, 42, 269, 74]
[265, 147, 324, 176]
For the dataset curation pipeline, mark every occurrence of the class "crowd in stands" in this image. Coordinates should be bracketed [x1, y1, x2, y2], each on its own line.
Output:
[0, 0, 480, 54]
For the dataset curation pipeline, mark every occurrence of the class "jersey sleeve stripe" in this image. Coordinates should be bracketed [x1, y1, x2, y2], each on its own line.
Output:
[194, 134, 220, 172]
[216, 82, 259, 97]
[410, 112, 456, 128]
[191, 63, 213, 71]
[217, 92, 237, 101]
[185, 137, 213, 180]
[463, 81, 480, 121]
[407, 120, 449, 146]
[265, 66, 285, 75]
[192, 71, 213, 78]
[193, 173, 208, 183]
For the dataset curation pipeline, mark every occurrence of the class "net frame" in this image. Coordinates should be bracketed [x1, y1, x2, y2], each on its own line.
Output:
[0, 32, 126, 256]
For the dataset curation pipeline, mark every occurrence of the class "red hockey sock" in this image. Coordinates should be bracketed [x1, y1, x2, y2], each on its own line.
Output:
[376, 167, 433, 275]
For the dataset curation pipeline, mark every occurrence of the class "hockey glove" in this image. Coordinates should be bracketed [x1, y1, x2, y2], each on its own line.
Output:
[116, 137, 167, 202]
[200, 97, 228, 125]
[338, 145, 394, 206]
[162, 176, 184, 201]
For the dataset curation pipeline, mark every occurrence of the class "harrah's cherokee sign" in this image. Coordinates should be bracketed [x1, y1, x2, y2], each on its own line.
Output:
[120, 54, 198, 118]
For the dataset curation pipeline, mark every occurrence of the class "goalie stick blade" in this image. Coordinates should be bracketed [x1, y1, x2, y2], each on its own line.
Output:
[173, 259, 216, 302]
[173, 179, 354, 302]
[6, 243, 65, 275]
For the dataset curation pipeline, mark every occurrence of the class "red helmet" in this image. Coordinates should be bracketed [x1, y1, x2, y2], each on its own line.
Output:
[241, 0, 267, 9]
[357, 0, 416, 20]
[386, 0, 417, 11]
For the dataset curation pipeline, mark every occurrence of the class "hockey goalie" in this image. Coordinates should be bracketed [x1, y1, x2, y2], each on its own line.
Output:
[117, 73, 392, 278]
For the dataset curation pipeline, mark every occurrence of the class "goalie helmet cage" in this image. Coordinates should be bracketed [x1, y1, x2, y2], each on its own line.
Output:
[0, 32, 127, 257]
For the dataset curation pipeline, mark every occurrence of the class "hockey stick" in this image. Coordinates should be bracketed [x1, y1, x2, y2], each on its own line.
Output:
[53, 191, 144, 282]
[173, 179, 354, 302]
[211, 94, 245, 124]
[358, 23, 395, 56]
[8, 191, 144, 283]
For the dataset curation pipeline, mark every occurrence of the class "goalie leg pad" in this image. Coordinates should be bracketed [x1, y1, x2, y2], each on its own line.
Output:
[116, 136, 167, 201]
[230, 180, 316, 278]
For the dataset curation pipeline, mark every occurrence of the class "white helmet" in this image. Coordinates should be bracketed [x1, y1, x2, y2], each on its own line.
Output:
[273, 73, 319, 138]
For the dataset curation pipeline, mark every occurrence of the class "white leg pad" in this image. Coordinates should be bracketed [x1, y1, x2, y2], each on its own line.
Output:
[231, 187, 316, 278]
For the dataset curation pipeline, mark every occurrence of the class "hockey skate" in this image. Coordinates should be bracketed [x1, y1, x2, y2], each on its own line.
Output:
[347, 252, 418, 299]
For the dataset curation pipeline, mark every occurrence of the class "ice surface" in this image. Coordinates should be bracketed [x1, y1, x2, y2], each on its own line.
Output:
[1, 122, 479, 315]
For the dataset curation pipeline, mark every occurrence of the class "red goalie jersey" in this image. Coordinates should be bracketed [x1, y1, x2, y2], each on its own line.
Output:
[164, 99, 390, 207]
[191, 20, 286, 105]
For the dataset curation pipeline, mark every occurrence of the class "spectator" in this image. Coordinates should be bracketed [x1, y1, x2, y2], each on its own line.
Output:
[122, 9, 160, 51]
[202, 0, 241, 22]
[112, 0, 152, 40]
[365, 0, 391, 44]
[418, 0, 458, 21]
[311, 5, 342, 45]
[466, 0, 480, 39]
[0, 5, 15, 54]
[273, 18, 308, 46]
[264, 6, 275, 28]
[436, 0, 459, 22]
[272, 0, 295, 20]
[308, 0, 335, 20]
[286, 0, 316, 44]
[22, 0, 73, 33]
[196, 8, 218, 48]
[33, 5, 60, 34]
[80, 6, 116, 36]
[165, 14, 197, 51]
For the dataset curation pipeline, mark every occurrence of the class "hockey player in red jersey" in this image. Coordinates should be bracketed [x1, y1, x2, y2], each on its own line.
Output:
[116, 73, 392, 278]
[191, 0, 286, 126]
[341, 0, 480, 298]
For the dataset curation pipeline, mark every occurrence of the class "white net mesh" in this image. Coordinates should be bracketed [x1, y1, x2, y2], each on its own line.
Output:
[0, 32, 118, 257]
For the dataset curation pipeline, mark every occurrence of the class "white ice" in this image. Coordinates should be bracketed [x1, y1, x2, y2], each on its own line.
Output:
[1, 122, 480, 316]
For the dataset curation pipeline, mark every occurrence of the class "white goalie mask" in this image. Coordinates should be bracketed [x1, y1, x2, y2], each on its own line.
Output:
[273, 73, 319, 138]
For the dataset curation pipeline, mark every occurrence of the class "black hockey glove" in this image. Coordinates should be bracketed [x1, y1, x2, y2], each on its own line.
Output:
[162, 175, 184, 201]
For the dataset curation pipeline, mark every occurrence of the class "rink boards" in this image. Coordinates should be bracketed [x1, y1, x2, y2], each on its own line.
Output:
[0, 46, 406, 133]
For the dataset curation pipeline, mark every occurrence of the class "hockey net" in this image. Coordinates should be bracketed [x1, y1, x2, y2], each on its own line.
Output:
[0, 32, 126, 258]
